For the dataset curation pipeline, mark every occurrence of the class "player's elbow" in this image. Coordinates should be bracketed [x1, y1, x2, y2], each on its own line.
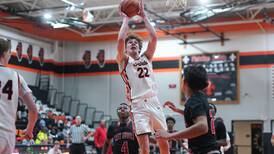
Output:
[151, 35, 157, 42]
[117, 37, 125, 44]
[29, 106, 38, 118]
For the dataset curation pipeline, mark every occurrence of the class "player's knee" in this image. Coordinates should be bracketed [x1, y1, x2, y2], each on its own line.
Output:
[157, 139, 169, 149]
[140, 147, 150, 154]
[138, 141, 150, 154]
[138, 139, 149, 149]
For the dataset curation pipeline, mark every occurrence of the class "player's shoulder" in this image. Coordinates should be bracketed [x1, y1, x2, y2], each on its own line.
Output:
[186, 93, 207, 109]
[109, 121, 119, 128]
[0, 66, 17, 75]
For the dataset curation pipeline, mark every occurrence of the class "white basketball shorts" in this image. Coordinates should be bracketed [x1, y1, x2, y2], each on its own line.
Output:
[0, 132, 15, 154]
[131, 96, 167, 135]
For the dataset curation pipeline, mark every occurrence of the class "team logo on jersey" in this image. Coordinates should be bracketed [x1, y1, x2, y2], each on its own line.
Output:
[113, 132, 135, 142]
[133, 59, 148, 67]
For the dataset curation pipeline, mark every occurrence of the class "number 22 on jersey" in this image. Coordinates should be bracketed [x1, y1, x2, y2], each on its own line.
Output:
[137, 67, 150, 78]
[0, 80, 13, 100]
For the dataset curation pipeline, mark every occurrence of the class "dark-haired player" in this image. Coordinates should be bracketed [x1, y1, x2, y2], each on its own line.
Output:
[156, 65, 220, 154]
[117, 0, 169, 153]
[102, 103, 139, 154]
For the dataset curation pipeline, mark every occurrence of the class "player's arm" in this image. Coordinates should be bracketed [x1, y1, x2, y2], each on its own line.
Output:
[83, 125, 94, 141]
[102, 138, 112, 154]
[139, 0, 157, 61]
[117, 11, 130, 64]
[163, 101, 184, 115]
[155, 115, 208, 140]
[102, 125, 114, 154]
[18, 75, 38, 138]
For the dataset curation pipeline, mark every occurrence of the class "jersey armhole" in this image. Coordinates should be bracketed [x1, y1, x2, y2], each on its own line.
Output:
[142, 54, 152, 62]
[120, 56, 129, 72]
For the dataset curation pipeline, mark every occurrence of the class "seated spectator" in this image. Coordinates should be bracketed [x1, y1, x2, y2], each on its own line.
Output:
[56, 128, 65, 141]
[47, 141, 62, 154]
[35, 127, 49, 144]
[221, 133, 231, 154]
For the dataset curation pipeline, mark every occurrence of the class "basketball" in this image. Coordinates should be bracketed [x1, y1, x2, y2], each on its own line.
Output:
[120, 0, 140, 17]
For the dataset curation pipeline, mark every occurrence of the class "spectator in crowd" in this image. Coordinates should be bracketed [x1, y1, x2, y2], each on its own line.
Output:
[46, 110, 56, 128]
[166, 117, 182, 154]
[221, 132, 231, 154]
[35, 126, 49, 144]
[68, 115, 93, 154]
[48, 141, 62, 154]
[39, 113, 47, 129]
[94, 120, 107, 154]
[209, 104, 228, 150]
[49, 126, 58, 141]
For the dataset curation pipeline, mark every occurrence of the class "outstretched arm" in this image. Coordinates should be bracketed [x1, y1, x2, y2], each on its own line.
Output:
[117, 14, 130, 64]
[139, 0, 157, 61]
[163, 101, 184, 115]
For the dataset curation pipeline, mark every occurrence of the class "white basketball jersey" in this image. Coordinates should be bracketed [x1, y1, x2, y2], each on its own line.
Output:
[120, 55, 158, 101]
[0, 66, 28, 134]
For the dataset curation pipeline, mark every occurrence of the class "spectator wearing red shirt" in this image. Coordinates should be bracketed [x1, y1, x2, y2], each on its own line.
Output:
[94, 120, 107, 154]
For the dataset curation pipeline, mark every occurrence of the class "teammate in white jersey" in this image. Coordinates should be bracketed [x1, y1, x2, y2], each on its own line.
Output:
[0, 38, 38, 154]
[117, 1, 169, 154]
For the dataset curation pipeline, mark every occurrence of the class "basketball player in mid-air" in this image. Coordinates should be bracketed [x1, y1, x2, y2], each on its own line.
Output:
[0, 38, 38, 153]
[156, 66, 220, 154]
[117, 1, 169, 154]
[102, 103, 139, 154]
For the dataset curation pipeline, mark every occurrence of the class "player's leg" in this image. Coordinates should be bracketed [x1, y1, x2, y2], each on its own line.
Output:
[0, 135, 12, 154]
[131, 100, 152, 154]
[156, 138, 169, 154]
[136, 134, 150, 154]
[148, 96, 170, 154]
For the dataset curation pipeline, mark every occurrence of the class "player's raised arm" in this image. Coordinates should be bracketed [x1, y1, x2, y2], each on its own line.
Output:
[139, 0, 157, 61]
[117, 11, 130, 64]
[18, 75, 38, 139]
